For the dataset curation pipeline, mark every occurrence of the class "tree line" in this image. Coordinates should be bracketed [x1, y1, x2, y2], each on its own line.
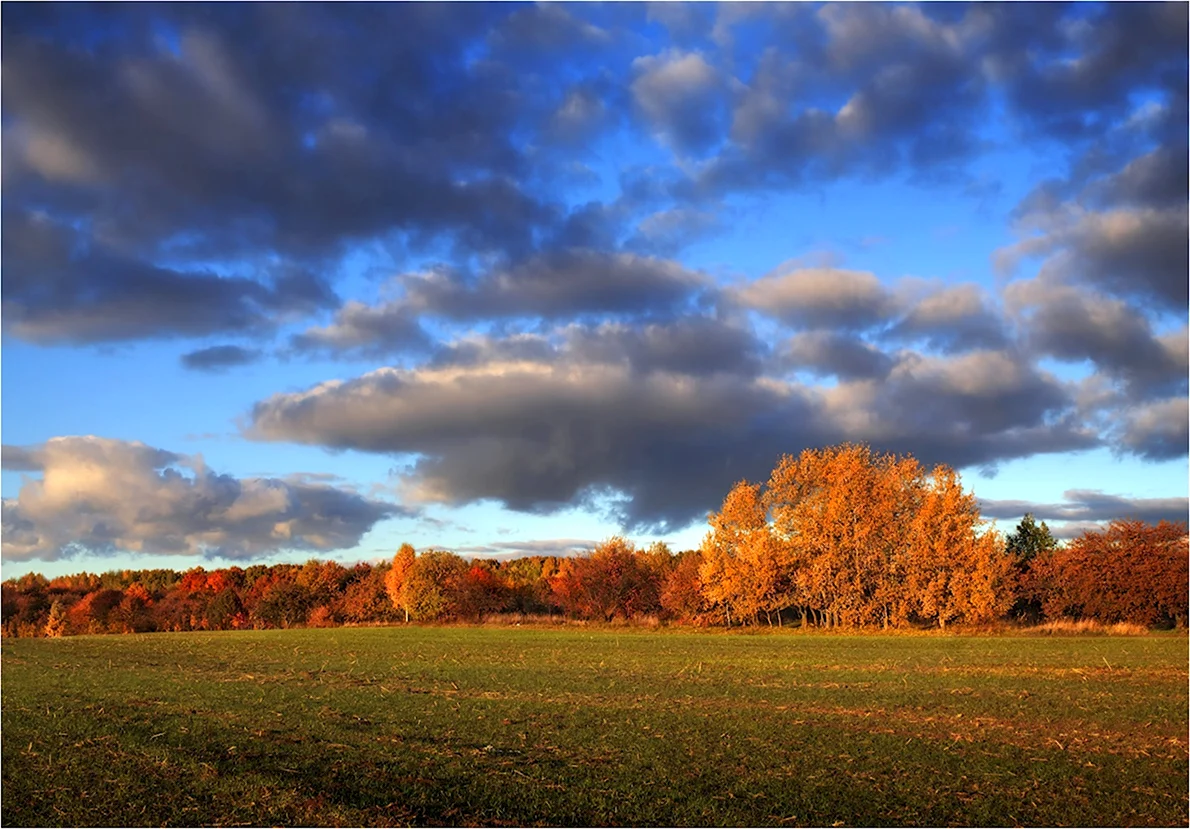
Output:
[8, 444, 1187, 638]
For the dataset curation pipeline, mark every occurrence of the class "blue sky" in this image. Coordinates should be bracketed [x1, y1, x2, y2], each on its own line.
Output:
[2, 2, 1187, 580]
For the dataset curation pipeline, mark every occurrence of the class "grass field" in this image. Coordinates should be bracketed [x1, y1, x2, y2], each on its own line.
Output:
[2, 626, 1186, 827]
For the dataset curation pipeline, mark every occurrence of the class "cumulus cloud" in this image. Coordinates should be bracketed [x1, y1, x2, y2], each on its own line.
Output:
[291, 301, 430, 358]
[734, 267, 899, 330]
[1115, 397, 1190, 462]
[781, 332, 894, 380]
[632, 49, 729, 155]
[0, 437, 401, 561]
[1, 210, 340, 344]
[997, 206, 1188, 312]
[1006, 280, 1187, 399]
[401, 249, 710, 321]
[247, 328, 1100, 532]
[886, 284, 1008, 353]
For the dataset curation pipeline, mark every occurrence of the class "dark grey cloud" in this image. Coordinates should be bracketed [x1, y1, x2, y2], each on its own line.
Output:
[624, 207, 724, 257]
[782, 331, 894, 381]
[999, 205, 1188, 313]
[817, 349, 1099, 467]
[290, 301, 430, 359]
[701, 3, 989, 193]
[1, 209, 339, 344]
[5, 3, 1184, 350]
[563, 317, 767, 378]
[0, 436, 402, 561]
[0, 4, 567, 343]
[980, 489, 1188, 527]
[987, 2, 1188, 142]
[631, 49, 729, 156]
[401, 249, 710, 322]
[1, 445, 44, 472]
[1007, 281, 1187, 399]
[181, 345, 264, 372]
[1116, 397, 1189, 462]
[247, 332, 1099, 532]
[1090, 146, 1189, 211]
[885, 284, 1009, 353]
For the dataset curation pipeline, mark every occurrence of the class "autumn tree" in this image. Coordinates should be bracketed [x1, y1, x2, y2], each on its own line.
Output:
[67, 589, 124, 635]
[385, 543, 417, 622]
[205, 588, 245, 630]
[44, 600, 70, 637]
[766, 445, 922, 627]
[552, 538, 663, 621]
[340, 563, 394, 624]
[1026, 519, 1189, 627]
[660, 549, 707, 623]
[457, 560, 509, 620]
[902, 466, 1013, 628]
[252, 573, 312, 629]
[700, 481, 794, 626]
[402, 550, 470, 621]
[113, 582, 156, 633]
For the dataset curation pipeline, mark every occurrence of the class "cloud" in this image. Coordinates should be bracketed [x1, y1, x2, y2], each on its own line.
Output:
[2, 446, 45, 472]
[980, 489, 1188, 527]
[291, 301, 430, 358]
[1006, 280, 1187, 399]
[401, 249, 710, 322]
[1, 210, 339, 344]
[734, 267, 899, 330]
[988, 3, 1188, 142]
[181, 345, 264, 372]
[452, 538, 599, 560]
[886, 284, 1008, 353]
[997, 206, 1188, 312]
[0, 436, 401, 562]
[625, 207, 723, 257]
[1116, 397, 1189, 462]
[0, 5, 570, 343]
[631, 49, 728, 155]
[247, 329, 1100, 533]
[781, 332, 894, 381]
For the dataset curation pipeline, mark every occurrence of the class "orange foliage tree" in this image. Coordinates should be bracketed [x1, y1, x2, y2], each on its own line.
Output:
[701, 444, 1012, 628]
[385, 543, 417, 622]
[1025, 519, 1189, 627]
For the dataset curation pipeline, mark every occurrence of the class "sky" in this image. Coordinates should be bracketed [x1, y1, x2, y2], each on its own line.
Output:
[2, 2, 1187, 581]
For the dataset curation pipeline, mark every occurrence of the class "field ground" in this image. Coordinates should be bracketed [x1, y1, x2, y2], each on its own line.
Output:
[2, 626, 1187, 827]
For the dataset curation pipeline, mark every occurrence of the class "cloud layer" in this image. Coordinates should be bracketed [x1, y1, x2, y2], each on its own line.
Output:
[3, 4, 1185, 552]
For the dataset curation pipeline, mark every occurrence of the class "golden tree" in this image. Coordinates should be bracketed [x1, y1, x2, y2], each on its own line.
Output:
[700, 481, 794, 626]
[385, 543, 417, 622]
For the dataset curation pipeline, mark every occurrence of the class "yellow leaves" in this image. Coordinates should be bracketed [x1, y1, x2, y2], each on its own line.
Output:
[701, 443, 1013, 627]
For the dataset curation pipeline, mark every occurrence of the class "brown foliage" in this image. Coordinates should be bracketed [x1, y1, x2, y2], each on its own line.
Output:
[1025, 519, 1189, 627]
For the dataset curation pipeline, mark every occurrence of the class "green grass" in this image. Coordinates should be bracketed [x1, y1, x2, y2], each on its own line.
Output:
[3, 626, 1186, 826]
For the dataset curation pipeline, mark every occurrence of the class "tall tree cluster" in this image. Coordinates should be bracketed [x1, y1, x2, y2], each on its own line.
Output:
[3, 445, 1186, 637]
[701, 445, 1012, 629]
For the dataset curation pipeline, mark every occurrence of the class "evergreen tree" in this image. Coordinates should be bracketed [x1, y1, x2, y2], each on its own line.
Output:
[1006, 513, 1058, 570]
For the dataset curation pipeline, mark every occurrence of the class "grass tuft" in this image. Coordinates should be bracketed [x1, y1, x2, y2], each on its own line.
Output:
[1025, 619, 1152, 636]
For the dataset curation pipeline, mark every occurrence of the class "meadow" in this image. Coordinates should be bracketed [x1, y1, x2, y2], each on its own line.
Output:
[2, 626, 1186, 827]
